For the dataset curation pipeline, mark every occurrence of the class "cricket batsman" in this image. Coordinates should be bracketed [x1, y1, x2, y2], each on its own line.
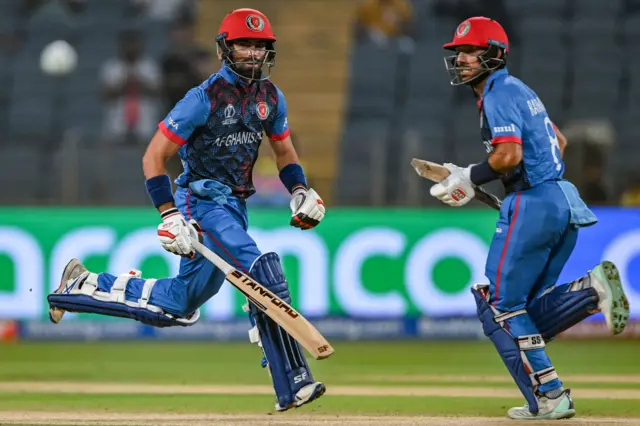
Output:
[431, 17, 630, 420]
[47, 8, 326, 411]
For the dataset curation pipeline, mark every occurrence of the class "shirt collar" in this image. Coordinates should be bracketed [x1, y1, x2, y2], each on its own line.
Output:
[219, 64, 239, 84]
[219, 62, 259, 87]
[483, 67, 509, 98]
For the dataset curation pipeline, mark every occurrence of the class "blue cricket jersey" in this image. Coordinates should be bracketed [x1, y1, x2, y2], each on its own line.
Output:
[479, 68, 564, 193]
[158, 65, 290, 198]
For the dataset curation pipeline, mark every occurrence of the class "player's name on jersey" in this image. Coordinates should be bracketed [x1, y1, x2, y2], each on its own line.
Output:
[527, 97, 546, 116]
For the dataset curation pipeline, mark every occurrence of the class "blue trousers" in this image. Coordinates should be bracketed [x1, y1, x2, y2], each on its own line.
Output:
[95, 187, 261, 317]
[486, 180, 578, 392]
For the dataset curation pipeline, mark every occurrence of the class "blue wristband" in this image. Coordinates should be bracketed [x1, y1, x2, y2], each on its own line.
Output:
[469, 160, 502, 185]
[279, 163, 307, 194]
[145, 175, 174, 208]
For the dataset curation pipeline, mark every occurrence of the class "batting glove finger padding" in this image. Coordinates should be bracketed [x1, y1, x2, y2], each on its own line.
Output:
[429, 165, 476, 207]
[157, 208, 198, 258]
[289, 188, 325, 230]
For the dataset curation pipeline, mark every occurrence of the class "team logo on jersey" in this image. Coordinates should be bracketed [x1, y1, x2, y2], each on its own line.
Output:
[223, 104, 238, 126]
[246, 15, 265, 32]
[257, 102, 269, 120]
[456, 21, 471, 38]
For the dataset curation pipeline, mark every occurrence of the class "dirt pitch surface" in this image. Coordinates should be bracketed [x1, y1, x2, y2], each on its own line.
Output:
[1, 412, 640, 426]
[2, 381, 640, 399]
[1, 382, 640, 425]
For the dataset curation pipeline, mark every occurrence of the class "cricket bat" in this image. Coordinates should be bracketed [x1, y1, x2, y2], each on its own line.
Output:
[411, 158, 503, 211]
[190, 236, 334, 360]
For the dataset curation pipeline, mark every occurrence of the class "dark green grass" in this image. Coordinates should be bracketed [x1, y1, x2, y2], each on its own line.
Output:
[0, 340, 638, 384]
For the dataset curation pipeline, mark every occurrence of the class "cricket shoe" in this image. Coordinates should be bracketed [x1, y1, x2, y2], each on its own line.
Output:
[275, 382, 326, 412]
[507, 389, 575, 420]
[589, 261, 630, 335]
[49, 258, 88, 324]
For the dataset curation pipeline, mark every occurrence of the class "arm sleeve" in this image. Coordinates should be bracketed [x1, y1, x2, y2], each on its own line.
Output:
[484, 91, 524, 145]
[265, 88, 291, 141]
[158, 87, 210, 146]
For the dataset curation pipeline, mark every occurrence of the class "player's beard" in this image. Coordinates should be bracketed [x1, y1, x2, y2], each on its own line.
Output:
[233, 60, 263, 80]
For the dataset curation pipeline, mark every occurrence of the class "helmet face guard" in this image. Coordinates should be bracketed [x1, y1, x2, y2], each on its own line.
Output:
[216, 35, 276, 81]
[217, 9, 277, 82]
[444, 43, 506, 86]
[442, 17, 509, 86]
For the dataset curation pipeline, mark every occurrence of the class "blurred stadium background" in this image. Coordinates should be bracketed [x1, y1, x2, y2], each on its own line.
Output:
[1, 0, 640, 423]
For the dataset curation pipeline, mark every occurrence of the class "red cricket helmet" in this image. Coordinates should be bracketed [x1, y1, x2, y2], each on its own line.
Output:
[217, 8, 276, 42]
[443, 17, 509, 86]
[443, 16, 509, 51]
[216, 8, 277, 81]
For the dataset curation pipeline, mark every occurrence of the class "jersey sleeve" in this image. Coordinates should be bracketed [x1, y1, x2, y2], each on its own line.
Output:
[158, 87, 210, 146]
[484, 91, 524, 145]
[265, 88, 291, 141]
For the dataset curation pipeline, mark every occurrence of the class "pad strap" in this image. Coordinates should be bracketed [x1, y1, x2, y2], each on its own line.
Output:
[79, 272, 98, 296]
[533, 367, 559, 386]
[111, 270, 141, 303]
[138, 279, 157, 309]
[495, 309, 527, 324]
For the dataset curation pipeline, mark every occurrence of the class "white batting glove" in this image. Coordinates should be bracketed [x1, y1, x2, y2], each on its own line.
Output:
[429, 163, 476, 207]
[157, 208, 202, 258]
[290, 187, 325, 230]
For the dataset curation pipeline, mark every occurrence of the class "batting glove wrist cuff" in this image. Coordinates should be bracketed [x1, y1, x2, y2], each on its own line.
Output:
[160, 207, 180, 220]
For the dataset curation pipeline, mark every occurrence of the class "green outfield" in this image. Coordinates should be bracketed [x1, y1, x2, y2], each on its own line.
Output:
[1, 339, 639, 425]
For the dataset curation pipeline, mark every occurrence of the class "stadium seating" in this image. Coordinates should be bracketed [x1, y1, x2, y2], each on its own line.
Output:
[1, 0, 637, 206]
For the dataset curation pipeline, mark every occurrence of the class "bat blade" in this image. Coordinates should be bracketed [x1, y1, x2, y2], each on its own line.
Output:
[411, 158, 451, 182]
[191, 238, 334, 360]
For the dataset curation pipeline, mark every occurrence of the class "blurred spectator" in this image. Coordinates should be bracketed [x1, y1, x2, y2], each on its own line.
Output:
[161, 19, 211, 182]
[100, 29, 161, 145]
[0, 28, 25, 141]
[433, 0, 517, 46]
[579, 145, 610, 206]
[160, 19, 205, 112]
[581, 163, 609, 206]
[193, 47, 215, 80]
[163, 46, 214, 182]
[128, 0, 196, 22]
[355, 0, 415, 54]
[620, 172, 640, 206]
